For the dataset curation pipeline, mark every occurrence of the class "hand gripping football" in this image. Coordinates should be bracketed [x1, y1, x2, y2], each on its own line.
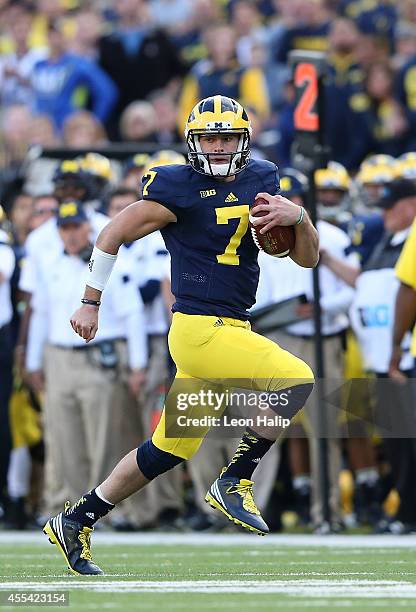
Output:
[249, 197, 296, 258]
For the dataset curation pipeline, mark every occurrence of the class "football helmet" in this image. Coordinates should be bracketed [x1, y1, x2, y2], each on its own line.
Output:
[53, 160, 90, 202]
[143, 149, 186, 175]
[53, 159, 84, 183]
[79, 153, 114, 183]
[315, 162, 351, 222]
[185, 95, 251, 178]
[395, 152, 416, 181]
[123, 153, 150, 177]
[279, 167, 308, 199]
[355, 154, 397, 209]
[78, 153, 115, 201]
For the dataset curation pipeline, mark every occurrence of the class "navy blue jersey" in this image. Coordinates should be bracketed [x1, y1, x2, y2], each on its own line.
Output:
[141, 159, 279, 319]
[342, 213, 385, 266]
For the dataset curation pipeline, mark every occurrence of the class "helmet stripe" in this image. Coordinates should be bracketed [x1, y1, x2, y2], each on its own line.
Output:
[214, 95, 222, 116]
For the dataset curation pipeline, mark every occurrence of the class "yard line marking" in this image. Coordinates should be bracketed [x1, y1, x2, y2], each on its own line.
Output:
[2, 579, 416, 598]
[3, 532, 416, 548]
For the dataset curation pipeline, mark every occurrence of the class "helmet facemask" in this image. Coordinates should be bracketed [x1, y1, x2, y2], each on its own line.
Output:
[187, 128, 251, 178]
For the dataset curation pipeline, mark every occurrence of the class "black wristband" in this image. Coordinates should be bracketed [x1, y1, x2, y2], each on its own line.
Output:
[81, 298, 101, 306]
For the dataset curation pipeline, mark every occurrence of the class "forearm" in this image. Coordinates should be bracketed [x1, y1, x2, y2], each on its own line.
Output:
[392, 283, 416, 349]
[321, 254, 360, 287]
[290, 213, 319, 268]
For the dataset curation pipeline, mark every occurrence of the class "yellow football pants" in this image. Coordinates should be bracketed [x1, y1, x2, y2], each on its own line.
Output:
[152, 313, 314, 459]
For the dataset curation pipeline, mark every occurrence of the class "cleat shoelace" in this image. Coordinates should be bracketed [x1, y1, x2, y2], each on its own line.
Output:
[227, 480, 260, 515]
[78, 528, 93, 561]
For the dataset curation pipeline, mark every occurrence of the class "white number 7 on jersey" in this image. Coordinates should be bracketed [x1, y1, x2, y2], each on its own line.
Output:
[215, 205, 249, 265]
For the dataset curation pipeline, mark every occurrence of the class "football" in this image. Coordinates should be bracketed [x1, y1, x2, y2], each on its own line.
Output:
[249, 197, 296, 258]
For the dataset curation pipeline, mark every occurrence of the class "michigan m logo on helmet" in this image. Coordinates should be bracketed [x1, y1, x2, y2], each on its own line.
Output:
[185, 95, 252, 178]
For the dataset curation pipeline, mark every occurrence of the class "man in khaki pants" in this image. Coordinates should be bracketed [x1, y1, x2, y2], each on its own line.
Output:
[26, 201, 147, 519]
[255, 168, 357, 531]
[107, 186, 183, 527]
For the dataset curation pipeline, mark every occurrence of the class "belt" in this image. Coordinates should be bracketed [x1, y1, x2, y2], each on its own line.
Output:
[52, 338, 125, 351]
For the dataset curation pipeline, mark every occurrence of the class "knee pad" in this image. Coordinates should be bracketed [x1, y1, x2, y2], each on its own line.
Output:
[136, 439, 185, 480]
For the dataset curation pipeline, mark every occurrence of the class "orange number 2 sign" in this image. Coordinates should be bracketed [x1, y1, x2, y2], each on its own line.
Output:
[294, 63, 319, 132]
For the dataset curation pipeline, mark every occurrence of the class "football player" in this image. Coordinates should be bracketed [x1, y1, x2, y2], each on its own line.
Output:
[44, 96, 318, 574]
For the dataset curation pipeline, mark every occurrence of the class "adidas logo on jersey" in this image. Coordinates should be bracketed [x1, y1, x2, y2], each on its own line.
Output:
[86, 512, 95, 520]
[225, 193, 238, 203]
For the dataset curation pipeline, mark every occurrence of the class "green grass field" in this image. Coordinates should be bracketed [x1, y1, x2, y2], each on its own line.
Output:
[1, 533, 416, 611]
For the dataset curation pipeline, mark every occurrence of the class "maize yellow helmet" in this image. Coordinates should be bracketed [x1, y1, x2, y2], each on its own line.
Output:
[143, 150, 186, 175]
[185, 95, 251, 178]
[79, 153, 114, 182]
[395, 152, 416, 180]
[315, 161, 350, 191]
[356, 154, 397, 185]
[315, 162, 351, 222]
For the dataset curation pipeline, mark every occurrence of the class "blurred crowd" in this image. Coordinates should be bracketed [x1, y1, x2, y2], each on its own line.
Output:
[1, 0, 416, 534]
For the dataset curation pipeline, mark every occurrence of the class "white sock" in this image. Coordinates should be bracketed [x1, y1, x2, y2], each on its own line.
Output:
[95, 485, 115, 507]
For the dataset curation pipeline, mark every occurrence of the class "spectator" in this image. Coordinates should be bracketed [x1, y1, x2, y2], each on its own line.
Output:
[255, 167, 357, 532]
[168, 0, 221, 68]
[148, 90, 182, 145]
[119, 101, 157, 143]
[392, 21, 416, 70]
[25, 202, 147, 516]
[27, 115, 57, 148]
[275, 77, 295, 167]
[230, 0, 269, 68]
[327, 18, 363, 88]
[0, 207, 16, 519]
[28, 0, 69, 49]
[8, 192, 33, 248]
[62, 111, 108, 149]
[324, 18, 366, 168]
[1, 104, 32, 167]
[106, 185, 183, 528]
[29, 194, 59, 232]
[149, 0, 194, 33]
[31, 19, 118, 133]
[17, 165, 108, 514]
[339, 0, 397, 51]
[354, 61, 409, 159]
[69, 7, 105, 61]
[98, 0, 186, 139]
[122, 153, 151, 193]
[355, 31, 390, 70]
[0, 3, 47, 109]
[396, 50, 416, 150]
[268, 0, 303, 65]
[178, 23, 270, 129]
[24, 115, 60, 197]
[274, 0, 333, 64]
[324, 179, 416, 532]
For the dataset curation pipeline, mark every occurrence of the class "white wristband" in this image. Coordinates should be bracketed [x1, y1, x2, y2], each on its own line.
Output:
[86, 246, 117, 291]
